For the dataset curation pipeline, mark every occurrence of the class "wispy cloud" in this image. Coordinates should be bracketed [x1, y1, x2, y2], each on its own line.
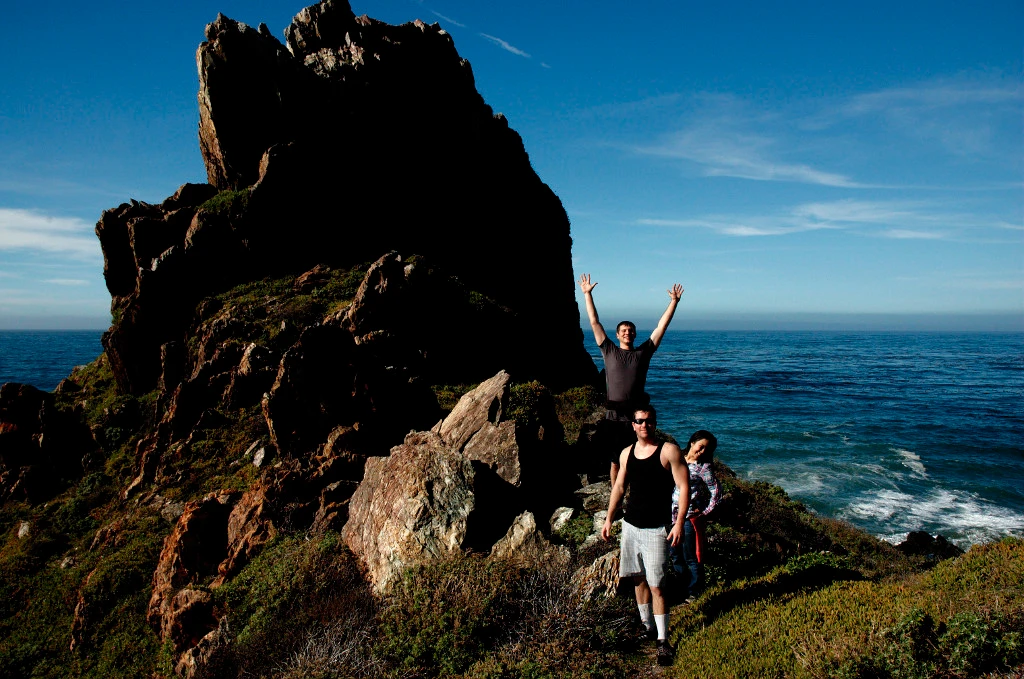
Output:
[793, 200, 923, 224]
[430, 11, 465, 28]
[614, 75, 1021, 188]
[479, 33, 531, 58]
[635, 127, 866, 187]
[636, 199, 1010, 240]
[881, 229, 946, 240]
[807, 77, 1024, 157]
[0, 208, 101, 260]
[638, 216, 834, 237]
[44, 278, 90, 286]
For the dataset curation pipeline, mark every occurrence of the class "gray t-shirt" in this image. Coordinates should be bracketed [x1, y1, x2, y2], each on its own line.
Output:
[599, 337, 656, 414]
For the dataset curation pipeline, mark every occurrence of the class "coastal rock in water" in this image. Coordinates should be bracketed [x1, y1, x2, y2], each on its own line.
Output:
[342, 431, 475, 592]
[897, 530, 964, 563]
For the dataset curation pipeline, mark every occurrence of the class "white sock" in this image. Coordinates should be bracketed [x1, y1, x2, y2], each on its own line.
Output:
[654, 614, 668, 641]
[638, 602, 653, 629]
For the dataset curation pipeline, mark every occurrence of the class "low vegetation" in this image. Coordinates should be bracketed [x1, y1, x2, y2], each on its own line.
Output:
[3, 269, 1019, 678]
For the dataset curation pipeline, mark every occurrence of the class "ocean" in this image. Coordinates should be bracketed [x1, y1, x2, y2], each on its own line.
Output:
[2, 330, 1022, 548]
[586, 331, 1024, 548]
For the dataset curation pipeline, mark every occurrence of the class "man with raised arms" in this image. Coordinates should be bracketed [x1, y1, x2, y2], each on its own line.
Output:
[578, 273, 683, 483]
[601, 405, 689, 666]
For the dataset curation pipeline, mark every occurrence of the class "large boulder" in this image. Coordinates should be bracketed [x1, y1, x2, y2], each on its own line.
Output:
[343, 371, 578, 591]
[342, 431, 476, 592]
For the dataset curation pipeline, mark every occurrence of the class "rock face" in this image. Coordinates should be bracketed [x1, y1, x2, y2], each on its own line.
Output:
[96, 0, 596, 397]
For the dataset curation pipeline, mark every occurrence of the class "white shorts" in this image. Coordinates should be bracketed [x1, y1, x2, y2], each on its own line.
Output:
[619, 520, 669, 588]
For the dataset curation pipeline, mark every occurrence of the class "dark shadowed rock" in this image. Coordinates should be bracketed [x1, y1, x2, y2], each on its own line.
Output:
[897, 530, 964, 563]
[96, 0, 595, 397]
[0, 383, 95, 502]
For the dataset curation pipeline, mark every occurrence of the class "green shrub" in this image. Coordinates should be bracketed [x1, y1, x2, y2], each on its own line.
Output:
[554, 385, 601, 444]
[198, 188, 250, 217]
[668, 538, 1024, 678]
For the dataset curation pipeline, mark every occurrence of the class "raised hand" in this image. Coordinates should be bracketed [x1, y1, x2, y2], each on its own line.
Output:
[668, 283, 683, 302]
[578, 273, 598, 295]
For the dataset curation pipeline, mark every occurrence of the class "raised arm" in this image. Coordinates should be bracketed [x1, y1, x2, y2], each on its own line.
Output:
[649, 283, 683, 348]
[578, 273, 608, 346]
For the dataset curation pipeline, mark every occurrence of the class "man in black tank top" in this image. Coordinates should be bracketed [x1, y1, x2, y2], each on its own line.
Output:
[578, 273, 683, 484]
[601, 405, 689, 665]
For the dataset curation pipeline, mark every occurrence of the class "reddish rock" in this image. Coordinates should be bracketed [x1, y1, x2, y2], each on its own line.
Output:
[213, 483, 277, 586]
[147, 492, 236, 638]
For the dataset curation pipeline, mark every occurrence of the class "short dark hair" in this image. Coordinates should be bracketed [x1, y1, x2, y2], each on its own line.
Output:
[616, 320, 636, 334]
[687, 430, 718, 462]
[634, 404, 656, 421]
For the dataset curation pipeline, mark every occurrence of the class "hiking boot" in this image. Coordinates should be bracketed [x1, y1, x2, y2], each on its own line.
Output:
[656, 639, 674, 666]
[642, 625, 657, 641]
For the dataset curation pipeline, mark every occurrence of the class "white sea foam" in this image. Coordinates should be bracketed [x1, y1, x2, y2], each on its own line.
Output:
[844, 488, 1024, 548]
[893, 447, 927, 477]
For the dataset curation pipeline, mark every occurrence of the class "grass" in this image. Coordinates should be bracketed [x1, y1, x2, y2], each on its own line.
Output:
[666, 538, 1024, 679]
[0, 496, 166, 679]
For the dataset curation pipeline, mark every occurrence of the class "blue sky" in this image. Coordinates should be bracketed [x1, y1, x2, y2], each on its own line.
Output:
[1, 1, 1021, 329]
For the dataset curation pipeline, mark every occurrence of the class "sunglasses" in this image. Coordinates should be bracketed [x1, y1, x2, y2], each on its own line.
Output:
[632, 418, 655, 426]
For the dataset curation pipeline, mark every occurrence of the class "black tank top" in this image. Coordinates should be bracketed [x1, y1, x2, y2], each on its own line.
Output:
[623, 442, 674, 528]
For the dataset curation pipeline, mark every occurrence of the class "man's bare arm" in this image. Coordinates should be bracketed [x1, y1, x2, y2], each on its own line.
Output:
[578, 273, 608, 346]
[649, 283, 683, 348]
[663, 442, 690, 547]
[601, 447, 630, 540]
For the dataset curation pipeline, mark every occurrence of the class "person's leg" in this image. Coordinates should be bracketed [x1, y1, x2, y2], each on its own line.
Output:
[683, 517, 702, 599]
[634, 576, 654, 634]
[650, 584, 675, 666]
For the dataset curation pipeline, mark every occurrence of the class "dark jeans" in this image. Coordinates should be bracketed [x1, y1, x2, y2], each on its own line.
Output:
[668, 518, 702, 598]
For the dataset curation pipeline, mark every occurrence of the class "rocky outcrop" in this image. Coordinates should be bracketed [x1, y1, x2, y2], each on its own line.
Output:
[342, 430, 476, 591]
[0, 383, 95, 502]
[572, 550, 621, 602]
[96, 0, 596, 397]
[148, 492, 237, 649]
[490, 511, 569, 567]
[343, 373, 579, 591]
[437, 371, 523, 485]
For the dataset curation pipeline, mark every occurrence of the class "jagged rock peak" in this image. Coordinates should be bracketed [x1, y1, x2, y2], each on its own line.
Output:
[283, 0, 359, 56]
